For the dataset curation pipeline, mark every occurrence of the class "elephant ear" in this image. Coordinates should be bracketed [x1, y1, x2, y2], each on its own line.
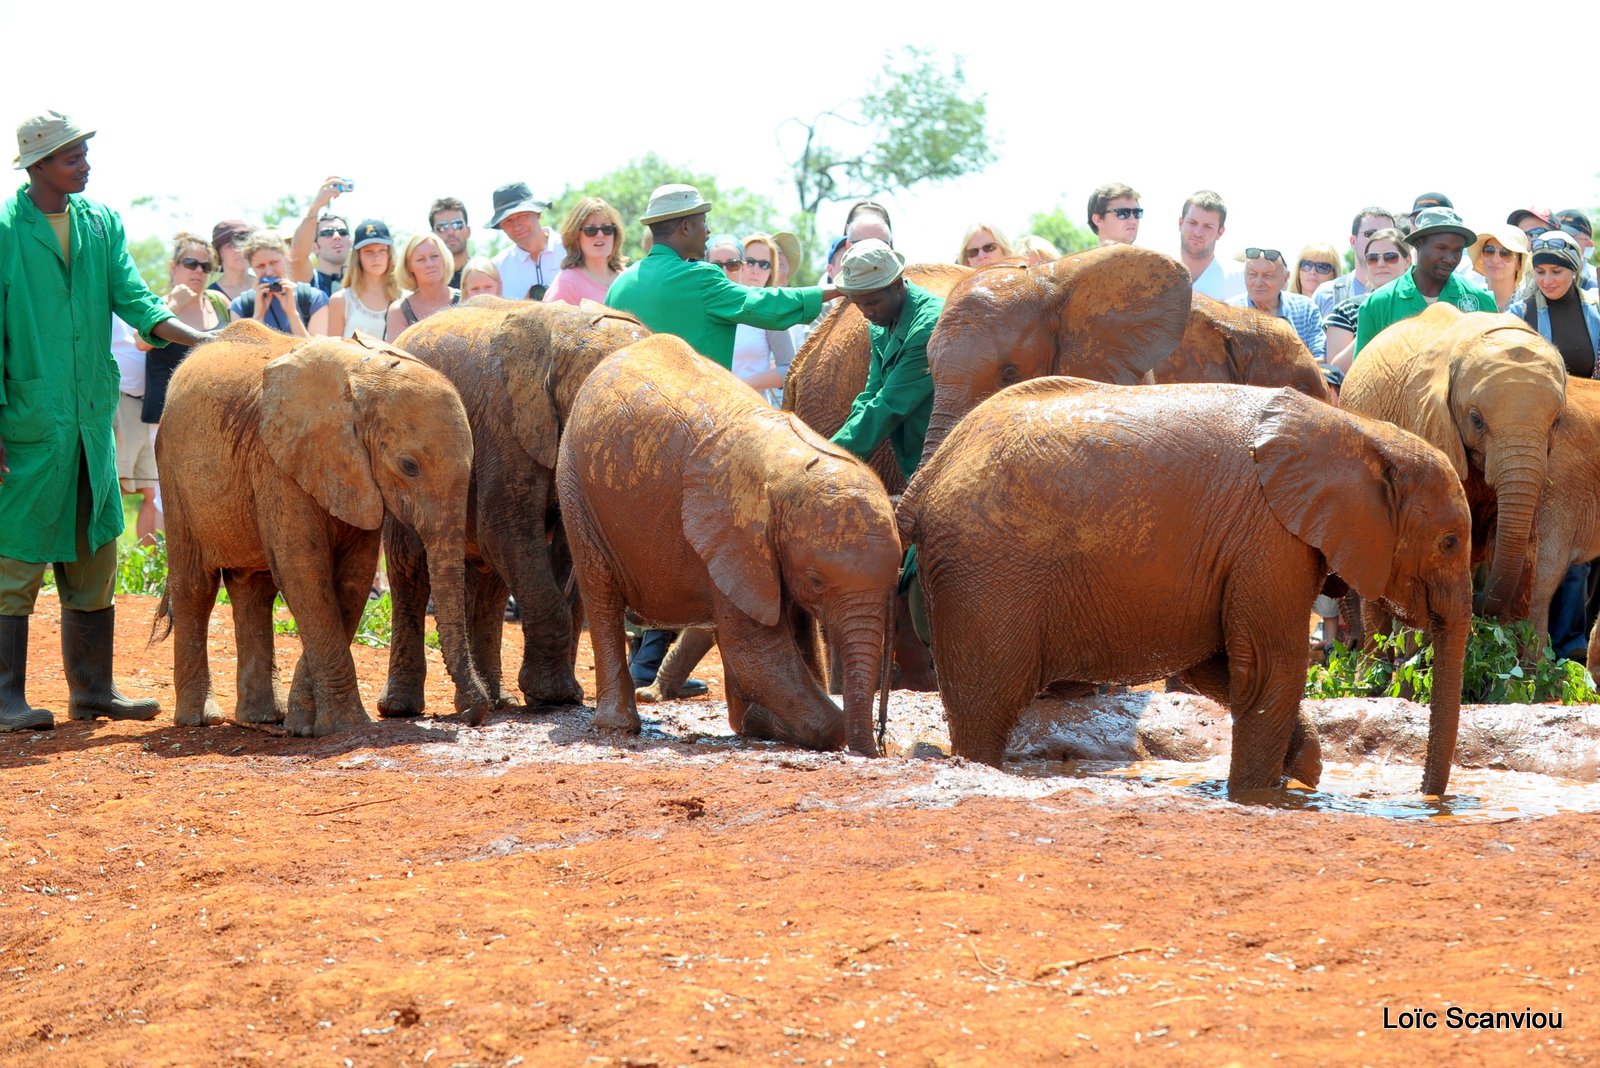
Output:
[1251, 388, 1398, 598]
[681, 425, 782, 627]
[490, 305, 561, 469]
[1053, 245, 1193, 382]
[348, 330, 424, 364]
[261, 341, 384, 530]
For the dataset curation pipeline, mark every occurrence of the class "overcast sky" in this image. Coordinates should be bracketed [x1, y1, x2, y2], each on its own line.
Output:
[7, 1, 1595, 270]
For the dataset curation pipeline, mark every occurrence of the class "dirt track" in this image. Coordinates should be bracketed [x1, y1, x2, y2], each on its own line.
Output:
[2, 595, 1595, 1066]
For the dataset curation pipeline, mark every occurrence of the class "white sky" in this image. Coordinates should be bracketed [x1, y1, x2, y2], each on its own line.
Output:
[6, 0, 1595, 270]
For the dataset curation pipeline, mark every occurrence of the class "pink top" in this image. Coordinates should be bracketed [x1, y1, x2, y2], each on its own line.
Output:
[543, 267, 614, 307]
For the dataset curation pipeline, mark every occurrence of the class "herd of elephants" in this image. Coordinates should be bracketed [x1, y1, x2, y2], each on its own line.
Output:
[148, 244, 1593, 801]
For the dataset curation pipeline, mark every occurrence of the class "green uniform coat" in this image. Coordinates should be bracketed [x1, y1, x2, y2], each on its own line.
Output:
[1353, 267, 1497, 357]
[605, 245, 822, 367]
[0, 185, 172, 563]
[830, 282, 943, 481]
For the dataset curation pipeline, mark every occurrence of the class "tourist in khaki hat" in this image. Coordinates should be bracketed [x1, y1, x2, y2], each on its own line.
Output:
[0, 110, 220, 733]
[828, 239, 942, 483]
[604, 183, 840, 371]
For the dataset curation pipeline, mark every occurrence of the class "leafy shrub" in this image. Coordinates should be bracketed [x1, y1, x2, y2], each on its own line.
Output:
[115, 533, 169, 596]
[1306, 618, 1600, 704]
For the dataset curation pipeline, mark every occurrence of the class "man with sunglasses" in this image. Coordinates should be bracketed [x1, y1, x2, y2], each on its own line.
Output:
[427, 196, 472, 288]
[1314, 206, 1398, 317]
[1088, 183, 1141, 246]
[289, 175, 353, 296]
[1354, 207, 1495, 357]
[1226, 248, 1326, 360]
[0, 110, 221, 732]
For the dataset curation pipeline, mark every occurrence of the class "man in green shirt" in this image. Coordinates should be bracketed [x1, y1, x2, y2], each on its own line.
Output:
[0, 111, 218, 732]
[1354, 207, 1497, 357]
[829, 240, 942, 481]
[604, 184, 838, 369]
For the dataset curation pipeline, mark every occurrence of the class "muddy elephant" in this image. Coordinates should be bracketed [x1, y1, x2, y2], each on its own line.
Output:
[155, 321, 489, 736]
[1154, 295, 1331, 401]
[377, 299, 650, 718]
[1341, 303, 1566, 619]
[557, 334, 901, 756]
[1525, 377, 1600, 660]
[899, 379, 1473, 797]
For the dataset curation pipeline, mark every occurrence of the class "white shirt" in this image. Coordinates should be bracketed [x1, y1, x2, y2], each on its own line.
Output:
[111, 314, 145, 395]
[493, 231, 566, 301]
[1189, 255, 1245, 302]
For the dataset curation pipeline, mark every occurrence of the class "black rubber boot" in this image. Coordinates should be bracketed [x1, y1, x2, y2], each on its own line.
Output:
[0, 614, 54, 732]
[61, 606, 160, 721]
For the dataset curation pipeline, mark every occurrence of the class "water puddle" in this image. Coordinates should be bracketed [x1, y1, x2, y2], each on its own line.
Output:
[1020, 756, 1600, 823]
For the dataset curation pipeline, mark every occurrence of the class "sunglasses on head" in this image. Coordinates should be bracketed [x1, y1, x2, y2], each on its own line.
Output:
[744, 257, 771, 270]
[1244, 248, 1283, 263]
[581, 224, 618, 237]
[317, 227, 350, 238]
[1366, 250, 1403, 264]
[1532, 234, 1578, 253]
[1105, 206, 1144, 220]
[1298, 259, 1335, 275]
[178, 256, 213, 272]
[432, 219, 467, 232]
[965, 241, 999, 260]
[709, 258, 741, 271]
[1526, 227, 1550, 239]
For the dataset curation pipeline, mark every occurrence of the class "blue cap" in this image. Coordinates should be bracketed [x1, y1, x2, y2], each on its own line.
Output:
[827, 235, 849, 263]
[352, 219, 392, 249]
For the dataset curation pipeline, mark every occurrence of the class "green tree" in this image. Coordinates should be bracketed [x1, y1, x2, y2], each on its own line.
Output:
[783, 48, 995, 262]
[553, 153, 781, 268]
[261, 193, 308, 229]
[1023, 207, 1096, 257]
[127, 235, 169, 293]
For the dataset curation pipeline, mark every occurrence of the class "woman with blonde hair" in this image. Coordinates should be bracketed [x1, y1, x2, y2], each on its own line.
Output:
[1013, 234, 1062, 266]
[385, 232, 459, 339]
[1290, 241, 1341, 298]
[956, 221, 1014, 269]
[1468, 225, 1532, 312]
[459, 256, 502, 299]
[311, 219, 399, 338]
[731, 231, 797, 404]
[544, 196, 626, 306]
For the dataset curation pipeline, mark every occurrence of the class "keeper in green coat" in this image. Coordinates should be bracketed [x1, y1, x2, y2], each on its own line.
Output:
[0, 111, 219, 733]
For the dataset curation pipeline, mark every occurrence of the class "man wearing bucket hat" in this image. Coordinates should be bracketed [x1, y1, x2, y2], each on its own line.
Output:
[605, 184, 838, 370]
[0, 110, 220, 732]
[488, 181, 564, 301]
[828, 239, 941, 482]
[1354, 207, 1497, 357]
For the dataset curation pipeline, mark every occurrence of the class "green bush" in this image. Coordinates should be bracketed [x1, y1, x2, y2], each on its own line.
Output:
[1306, 617, 1600, 704]
[115, 533, 169, 596]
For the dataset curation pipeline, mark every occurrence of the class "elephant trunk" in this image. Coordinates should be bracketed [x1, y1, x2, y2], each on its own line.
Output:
[829, 591, 890, 758]
[422, 528, 492, 725]
[1478, 441, 1549, 618]
[1422, 601, 1470, 796]
[920, 399, 971, 471]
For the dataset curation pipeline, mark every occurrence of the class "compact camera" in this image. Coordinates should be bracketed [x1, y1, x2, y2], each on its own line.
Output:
[262, 276, 284, 293]
[333, 179, 354, 193]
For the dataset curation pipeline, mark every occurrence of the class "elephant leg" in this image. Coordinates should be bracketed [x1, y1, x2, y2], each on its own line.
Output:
[311, 539, 383, 736]
[276, 531, 375, 739]
[637, 627, 715, 702]
[550, 523, 584, 674]
[1222, 621, 1316, 795]
[378, 517, 430, 718]
[1340, 591, 1366, 651]
[717, 603, 847, 752]
[164, 519, 224, 728]
[1179, 655, 1230, 705]
[466, 565, 516, 708]
[924, 582, 1040, 767]
[223, 569, 285, 724]
[562, 505, 638, 734]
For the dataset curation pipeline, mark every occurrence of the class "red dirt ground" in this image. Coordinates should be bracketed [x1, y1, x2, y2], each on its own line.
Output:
[1, 595, 1595, 1066]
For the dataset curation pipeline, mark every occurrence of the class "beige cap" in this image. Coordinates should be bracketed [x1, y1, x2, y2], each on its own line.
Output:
[639, 184, 713, 224]
[14, 109, 94, 170]
[835, 239, 906, 293]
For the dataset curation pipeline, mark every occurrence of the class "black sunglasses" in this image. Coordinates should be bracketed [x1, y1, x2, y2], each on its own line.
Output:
[1532, 235, 1579, 253]
[178, 256, 214, 272]
[1243, 248, 1284, 263]
[317, 227, 350, 238]
[1298, 259, 1335, 275]
[743, 257, 771, 270]
[581, 224, 618, 237]
[1106, 206, 1144, 220]
[1366, 250, 1403, 264]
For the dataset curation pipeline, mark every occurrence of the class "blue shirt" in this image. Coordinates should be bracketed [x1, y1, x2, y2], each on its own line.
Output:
[1227, 290, 1327, 359]
[228, 283, 328, 336]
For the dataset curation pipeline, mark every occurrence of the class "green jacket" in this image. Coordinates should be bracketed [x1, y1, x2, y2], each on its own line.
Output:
[830, 282, 943, 481]
[1353, 267, 1497, 356]
[605, 245, 822, 367]
[0, 185, 172, 562]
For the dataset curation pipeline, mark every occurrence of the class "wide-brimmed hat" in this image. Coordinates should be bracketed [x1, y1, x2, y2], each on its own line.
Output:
[1407, 207, 1476, 245]
[13, 109, 95, 170]
[1531, 231, 1586, 274]
[487, 181, 551, 229]
[352, 219, 393, 250]
[639, 184, 712, 225]
[835, 239, 906, 293]
[1468, 225, 1531, 276]
[771, 231, 801, 271]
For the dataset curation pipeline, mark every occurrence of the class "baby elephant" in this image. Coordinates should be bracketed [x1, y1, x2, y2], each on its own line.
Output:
[898, 379, 1474, 797]
[157, 321, 490, 736]
[556, 334, 901, 755]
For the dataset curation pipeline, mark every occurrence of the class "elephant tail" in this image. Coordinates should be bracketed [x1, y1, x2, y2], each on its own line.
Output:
[895, 467, 928, 547]
[151, 586, 173, 645]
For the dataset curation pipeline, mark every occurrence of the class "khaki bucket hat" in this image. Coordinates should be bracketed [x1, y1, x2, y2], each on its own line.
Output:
[639, 184, 712, 225]
[835, 239, 906, 293]
[14, 109, 95, 170]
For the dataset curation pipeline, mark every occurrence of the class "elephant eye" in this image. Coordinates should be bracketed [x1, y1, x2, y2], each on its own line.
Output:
[1000, 364, 1021, 384]
[1441, 533, 1460, 553]
[399, 457, 421, 478]
[1468, 409, 1487, 433]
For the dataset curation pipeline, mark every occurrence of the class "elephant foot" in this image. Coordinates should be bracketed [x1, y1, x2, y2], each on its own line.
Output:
[235, 696, 286, 724]
[175, 698, 225, 728]
[377, 677, 426, 718]
[591, 699, 642, 735]
[519, 668, 585, 709]
[284, 701, 316, 737]
[312, 707, 373, 737]
[1285, 712, 1324, 789]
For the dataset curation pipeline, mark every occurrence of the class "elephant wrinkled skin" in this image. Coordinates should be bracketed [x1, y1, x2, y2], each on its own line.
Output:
[156, 321, 490, 736]
[1155, 295, 1331, 401]
[899, 379, 1473, 797]
[557, 334, 900, 756]
[1526, 377, 1600, 661]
